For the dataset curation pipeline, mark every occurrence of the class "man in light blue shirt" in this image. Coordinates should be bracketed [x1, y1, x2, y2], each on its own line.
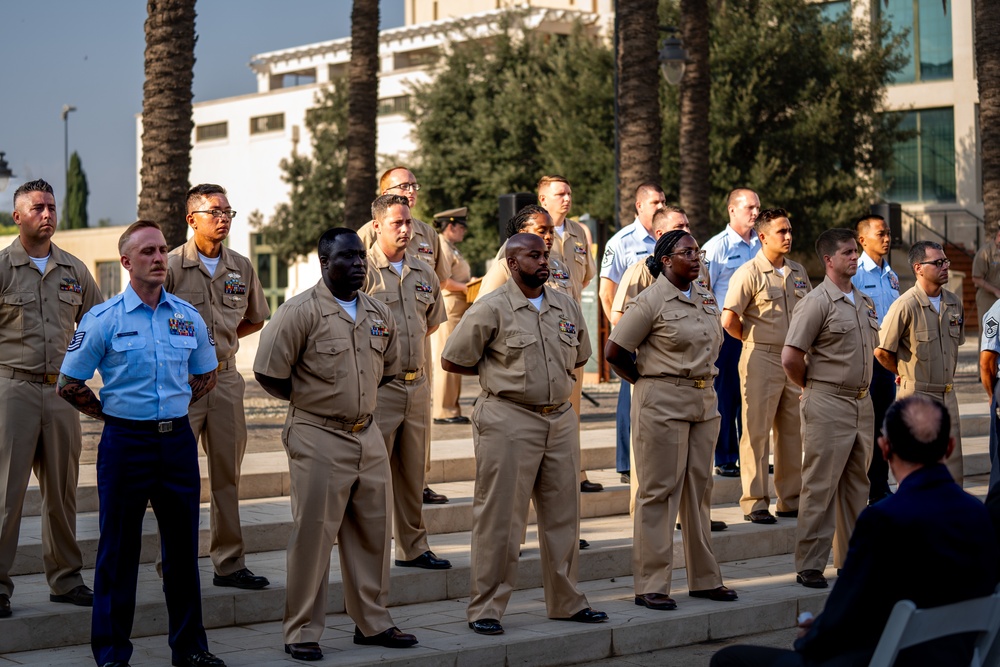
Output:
[58, 220, 224, 667]
[701, 188, 760, 476]
[980, 301, 1000, 495]
[850, 214, 900, 504]
[598, 183, 665, 481]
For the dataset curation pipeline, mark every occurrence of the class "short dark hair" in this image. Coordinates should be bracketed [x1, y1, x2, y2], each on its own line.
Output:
[755, 207, 790, 234]
[650, 206, 688, 233]
[318, 227, 360, 258]
[119, 220, 162, 255]
[507, 204, 550, 238]
[854, 214, 886, 235]
[186, 184, 227, 212]
[371, 194, 409, 222]
[815, 228, 856, 262]
[634, 183, 664, 203]
[13, 179, 54, 209]
[908, 240, 944, 270]
[882, 395, 951, 466]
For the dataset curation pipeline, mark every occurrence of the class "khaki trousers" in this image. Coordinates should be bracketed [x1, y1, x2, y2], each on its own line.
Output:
[374, 376, 431, 560]
[631, 377, 723, 595]
[468, 397, 589, 622]
[281, 411, 394, 643]
[0, 377, 84, 598]
[424, 337, 434, 474]
[897, 381, 964, 484]
[795, 388, 873, 572]
[738, 345, 803, 515]
[187, 367, 248, 575]
[432, 298, 470, 420]
[571, 371, 588, 479]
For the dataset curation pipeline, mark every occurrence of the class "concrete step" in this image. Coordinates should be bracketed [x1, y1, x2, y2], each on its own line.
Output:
[0, 553, 831, 666]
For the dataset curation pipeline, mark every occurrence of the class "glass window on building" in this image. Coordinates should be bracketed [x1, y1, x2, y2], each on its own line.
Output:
[885, 107, 956, 203]
[880, 0, 953, 83]
[96, 260, 121, 300]
[251, 233, 289, 316]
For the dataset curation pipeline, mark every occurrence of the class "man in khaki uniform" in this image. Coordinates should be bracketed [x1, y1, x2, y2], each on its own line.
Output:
[0, 179, 102, 618]
[431, 207, 473, 426]
[442, 234, 608, 635]
[254, 228, 418, 659]
[973, 229, 1000, 327]
[722, 208, 810, 525]
[477, 205, 573, 298]
[363, 194, 450, 570]
[782, 228, 878, 590]
[166, 184, 270, 590]
[876, 241, 965, 484]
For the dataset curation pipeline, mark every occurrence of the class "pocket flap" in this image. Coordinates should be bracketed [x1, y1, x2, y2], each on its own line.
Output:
[2, 292, 35, 306]
[316, 337, 351, 355]
[505, 333, 537, 349]
[111, 335, 148, 352]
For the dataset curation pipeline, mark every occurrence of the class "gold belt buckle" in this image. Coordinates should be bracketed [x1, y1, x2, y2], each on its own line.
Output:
[944, 384, 953, 393]
[402, 371, 418, 381]
[856, 388, 867, 399]
[693, 379, 706, 389]
[350, 418, 367, 433]
[43, 374, 58, 385]
[540, 404, 558, 415]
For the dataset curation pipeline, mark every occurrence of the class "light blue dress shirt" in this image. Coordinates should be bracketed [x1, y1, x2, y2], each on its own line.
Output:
[982, 300, 1000, 353]
[600, 218, 656, 284]
[702, 225, 760, 305]
[61, 284, 217, 421]
[851, 252, 900, 326]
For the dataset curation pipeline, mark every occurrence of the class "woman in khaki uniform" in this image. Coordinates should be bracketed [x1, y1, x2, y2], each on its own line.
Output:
[605, 231, 737, 611]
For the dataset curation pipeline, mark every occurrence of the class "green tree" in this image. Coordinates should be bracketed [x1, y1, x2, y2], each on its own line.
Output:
[63, 151, 89, 229]
[254, 84, 349, 264]
[977, 0, 1000, 235]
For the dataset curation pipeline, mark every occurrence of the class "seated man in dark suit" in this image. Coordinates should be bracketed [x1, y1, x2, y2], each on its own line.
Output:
[712, 394, 1000, 667]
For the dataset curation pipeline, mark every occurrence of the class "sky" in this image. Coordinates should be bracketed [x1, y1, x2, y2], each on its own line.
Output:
[0, 0, 405, 224]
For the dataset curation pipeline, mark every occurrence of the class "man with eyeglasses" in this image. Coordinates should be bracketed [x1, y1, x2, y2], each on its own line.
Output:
[722, 208, 810, 526]
[165, 184, 271, 591]
[876, 241, 965, 484]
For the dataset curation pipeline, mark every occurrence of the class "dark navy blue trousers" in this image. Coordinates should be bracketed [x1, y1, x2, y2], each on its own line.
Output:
[867, 361, 896, 500]
[713, 332, 743, 466]
[615, 360, 634, 474]
[92, 417, 208, 665]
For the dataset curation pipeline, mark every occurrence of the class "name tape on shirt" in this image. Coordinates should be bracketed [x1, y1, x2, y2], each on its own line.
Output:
[67, 331, 85, 352]
[169, 318, 196, 337]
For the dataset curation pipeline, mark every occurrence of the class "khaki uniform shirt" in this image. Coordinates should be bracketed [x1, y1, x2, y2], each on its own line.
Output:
[442, 280, 591, 406]
[166, 239, 270, 361]
[477, 240, 573, 300]
[440, 234, 471, 295]
[784, 277, 879, 388]
[973, 243, 1000, 306]
[253, 283, 400, 419]
[362, 243, 446, 371]
[0, 238, 102, 374]
[551, 219, 595, 302]
[609, 274, 722, 379]
[723, 251, 811, 346]
[358, 217, 449, 283]
[878, 286, 965, 386]
[611, 258, 710, 317]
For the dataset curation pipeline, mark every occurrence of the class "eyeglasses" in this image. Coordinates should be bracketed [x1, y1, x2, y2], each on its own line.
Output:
[387, 183, 421, 193]
[918, 258, 951, 268]
[669, 249, 706, 261]
[192, 209, 237, 220]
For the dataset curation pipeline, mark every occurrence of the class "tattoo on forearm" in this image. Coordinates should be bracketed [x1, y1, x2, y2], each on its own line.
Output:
[189, 370, 217, 404]
[57, 373, 104, 421]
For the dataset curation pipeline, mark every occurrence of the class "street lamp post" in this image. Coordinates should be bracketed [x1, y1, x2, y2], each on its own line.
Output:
[62, 104, 77, 179]
[658, 27, 689, 86]
[0, 152, 14, 193]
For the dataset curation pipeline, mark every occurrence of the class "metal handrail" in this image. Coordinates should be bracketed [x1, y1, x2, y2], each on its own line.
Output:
[901, 206, 982, 258]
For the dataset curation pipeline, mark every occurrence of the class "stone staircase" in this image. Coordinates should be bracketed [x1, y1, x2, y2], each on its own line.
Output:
[1, 401, 994, 666]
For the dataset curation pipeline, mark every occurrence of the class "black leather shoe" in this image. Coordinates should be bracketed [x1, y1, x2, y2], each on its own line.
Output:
[715, 463, 740, 477]
[579, 538, 590, 549]
[284, 642, 323, 661]
[796, 569, 829, 589]
[101, 662, 131, 667]
[50, 584, 94, 607]
[580, 479, 604, 493]
[423, 487, 449, 504]
[213, 568, 269, 590]
[776, 509, 799, 518]
[676, 520, 728, 532]
[635, 593, 677, 610]
[353, 626, 418, 648]
[433, 416, 470, 424]
[0, 593, 10, 618]
[620, 472, 630, 483]
[558, 608, 609, 623]
[395, 550, 452, 569]
[469, 618, 504, 635]
[689, 586, 738, 601]
[171, 651, 225, 666]
[744, 510, 777, 524]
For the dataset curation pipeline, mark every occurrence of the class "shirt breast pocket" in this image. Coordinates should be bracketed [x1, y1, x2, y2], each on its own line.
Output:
[0, 292, 35, 331]
[657, 310, 687, 338]
[166, 334, 198, 377]
[313, 337, 351, 382]
[503, 332, 537, 375]
[57, 290, 84, 331]
[914, 328, 939, 360]
[111, 335, 150, 378]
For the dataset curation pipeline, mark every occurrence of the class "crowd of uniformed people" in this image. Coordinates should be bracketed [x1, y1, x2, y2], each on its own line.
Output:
[0, 168, 993, 666]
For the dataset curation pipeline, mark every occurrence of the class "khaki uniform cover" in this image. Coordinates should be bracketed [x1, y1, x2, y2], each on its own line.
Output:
[253, 284, 401, 643]
[878, 286, 965, 482]
[608, 274, 725, 595]
[973, 242, 1000, 325]
[363, 244, 446, 560]
[442, 280, 593, 622]
[432, 233, 472, 420]
[476, 240, 573, 300]
[166, 239, 269, 575]
[784, 277, 878, 573]
[723, 251, 810, 516]
[0, 238, 102, 598]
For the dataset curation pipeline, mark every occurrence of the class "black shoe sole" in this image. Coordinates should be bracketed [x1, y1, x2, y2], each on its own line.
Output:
[49, 594, 93, 607]
[634, 597, 677, 611]
[743, 514, 777, 525]
[213, 577, 269, 590]
[284, 644, 323, 661]
[394, 560, 452, 570]
[795, 575, 829, 589]
[468, 621, 504, 635]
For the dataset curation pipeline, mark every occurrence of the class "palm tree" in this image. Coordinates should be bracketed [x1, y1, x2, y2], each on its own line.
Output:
[977, 0, 1000, 235]
[616, 0, 662, 227]
[344, 0, 380, 229]
[679, 0, 710, 239]
[138, 0, 196, 248]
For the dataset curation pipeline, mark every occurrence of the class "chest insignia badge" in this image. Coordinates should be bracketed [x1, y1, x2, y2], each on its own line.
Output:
[168, 318, 196, 337]
[558, 317, 577, 334]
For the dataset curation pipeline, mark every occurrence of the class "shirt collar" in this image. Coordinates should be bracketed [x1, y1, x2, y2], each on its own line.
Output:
[726, 224, 757, 248]
[859, 252, 892, 275]
[820, 276, 856, 303]
[122, 282, 169, 313]
[630, 217, 655, 244]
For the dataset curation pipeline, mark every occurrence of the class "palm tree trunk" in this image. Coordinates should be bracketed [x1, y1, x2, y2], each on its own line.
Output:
[679, 0, 710, 239]
[139, 0, 196, 248]
[616, 0, 662, 227]
[344, 0, 380, 229]
[977, 0, 1000, 235]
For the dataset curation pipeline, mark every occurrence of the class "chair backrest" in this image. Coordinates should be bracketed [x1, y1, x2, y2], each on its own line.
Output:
[868, 586, 1000, 667]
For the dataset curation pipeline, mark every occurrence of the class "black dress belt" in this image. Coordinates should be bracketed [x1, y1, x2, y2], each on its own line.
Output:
[103, 415, 189, 433]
